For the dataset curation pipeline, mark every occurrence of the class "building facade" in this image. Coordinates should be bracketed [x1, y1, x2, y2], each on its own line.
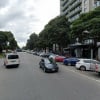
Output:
[60, 0, 100, 22]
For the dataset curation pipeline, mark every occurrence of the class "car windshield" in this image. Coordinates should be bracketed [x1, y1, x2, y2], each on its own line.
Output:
[8, 55, 19, 59]
[45, 59, 56, 64]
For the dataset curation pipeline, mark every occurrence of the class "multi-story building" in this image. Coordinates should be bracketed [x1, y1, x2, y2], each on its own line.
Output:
[60, 0, 100, 22]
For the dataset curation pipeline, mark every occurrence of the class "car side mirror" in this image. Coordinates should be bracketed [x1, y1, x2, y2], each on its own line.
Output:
[41, 59, 44, 63]
[41, 61, 44, 63]
[41, 59, 44, 61]
[41, 62, 45, 65]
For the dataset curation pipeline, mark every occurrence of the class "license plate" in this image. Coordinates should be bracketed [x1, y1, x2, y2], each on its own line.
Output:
[11, 61, 16, 62]
[52, 69, 55, 71]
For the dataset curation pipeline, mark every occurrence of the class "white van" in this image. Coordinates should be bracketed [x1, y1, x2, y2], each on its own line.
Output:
[4, 53, 20, 68]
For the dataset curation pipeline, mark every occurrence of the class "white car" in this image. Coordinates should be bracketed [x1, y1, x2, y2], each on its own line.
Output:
[4, 53, 20, 68]
[76, 59, 100, 71]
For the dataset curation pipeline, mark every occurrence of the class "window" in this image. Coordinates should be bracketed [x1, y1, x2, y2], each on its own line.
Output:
[91, 60, 100, 64]
[84, 0, 87, 3]
[45, 59, 51, 64]
[8, 55, 19, 59]
[94, 0, 100, 7]
[84, 60, 91, 63]
[84, 7, 87, 12]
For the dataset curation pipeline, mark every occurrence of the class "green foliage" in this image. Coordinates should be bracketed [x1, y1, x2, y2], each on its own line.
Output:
[4, 31, 18, 50]
[26, 33, 39, 50]
[38, 15, 71, 50]
[71, 6, 100, 42]
[0, 32, 8, 52]
[0, 31, 18, 52]
[0, 31, 8, 43]
[25, 15, 71, 51]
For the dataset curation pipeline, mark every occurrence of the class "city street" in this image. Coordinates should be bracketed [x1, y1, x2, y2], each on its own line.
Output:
[0, 52, 100, 100]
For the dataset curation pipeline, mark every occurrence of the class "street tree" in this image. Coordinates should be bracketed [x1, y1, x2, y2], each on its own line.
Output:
[0, 31, 18, 53]
[39, 15, 71, 52]
[26, 33, 39, 50]
[71, 6, 100, 42]
[0, 31, 8, 53]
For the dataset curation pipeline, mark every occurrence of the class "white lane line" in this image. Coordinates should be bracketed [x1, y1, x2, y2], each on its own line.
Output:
[61, 65, 100, 84]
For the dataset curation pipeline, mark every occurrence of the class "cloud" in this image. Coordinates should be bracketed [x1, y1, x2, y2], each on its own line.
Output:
[0, 0, 60, 47]
[0, 0, 38, 27]
[0, 0, 10, 8]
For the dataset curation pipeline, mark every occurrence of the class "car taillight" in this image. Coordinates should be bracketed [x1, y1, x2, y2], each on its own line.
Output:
[95, 64, 98, 70]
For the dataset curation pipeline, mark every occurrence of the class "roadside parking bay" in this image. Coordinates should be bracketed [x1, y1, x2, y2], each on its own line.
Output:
[58, 62, 100, 83]
[32, 54, 100, 82]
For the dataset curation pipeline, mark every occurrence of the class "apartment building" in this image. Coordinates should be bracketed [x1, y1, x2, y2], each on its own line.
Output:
[60, 0, 100, 22]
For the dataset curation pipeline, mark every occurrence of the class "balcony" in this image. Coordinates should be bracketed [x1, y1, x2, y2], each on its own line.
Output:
[62, 0, 69, 7]
[68, 6, 82, 18]
[69, 14, 80, 22]
[69, 0, 82, 12]
[62, 5, 69, 12]
[69, 0, 76, 5]
[64, 9, 69, 15]
[62, 1, 70, 12]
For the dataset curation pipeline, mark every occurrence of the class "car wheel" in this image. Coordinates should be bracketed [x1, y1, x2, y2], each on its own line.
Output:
[16, 64, 19, 68]
[56, 69, 58, 72]
[6, 65, 8, 68]
[80, 66, 86, 71]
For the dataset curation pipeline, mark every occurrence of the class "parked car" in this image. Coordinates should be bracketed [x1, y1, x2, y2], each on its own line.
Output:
[32, 51, 37, 55]
[49, 54, 58, 60]
[63, 57, 79, 66]
[76, 59, 99, 71]
[42, 53, 52, 58]
[4, 53, 20, 68]
[36, 52, 41, 56]
[16, 49, 22, 52]
[55, 56, 66, 62]
[40, 52, 53, 58]
[39, 58, 59, 72]
[39, 52, 45, 56]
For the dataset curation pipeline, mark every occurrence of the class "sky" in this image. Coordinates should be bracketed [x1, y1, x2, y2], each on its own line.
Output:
[0, 0, 60, 47]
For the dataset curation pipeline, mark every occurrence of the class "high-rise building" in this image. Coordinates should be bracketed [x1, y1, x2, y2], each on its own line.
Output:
[60, 0, 100, 22]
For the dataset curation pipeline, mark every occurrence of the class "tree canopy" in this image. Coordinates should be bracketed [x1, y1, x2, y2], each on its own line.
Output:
[0, 31, 18, 52]
[26, 15, 71, 52]
[71, 6, 100, 42]
[38, 15, 71, 51]
[26, 33, 39, 50]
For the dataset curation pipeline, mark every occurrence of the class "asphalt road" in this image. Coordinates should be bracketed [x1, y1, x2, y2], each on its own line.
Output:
[0, 52, 100, 100]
